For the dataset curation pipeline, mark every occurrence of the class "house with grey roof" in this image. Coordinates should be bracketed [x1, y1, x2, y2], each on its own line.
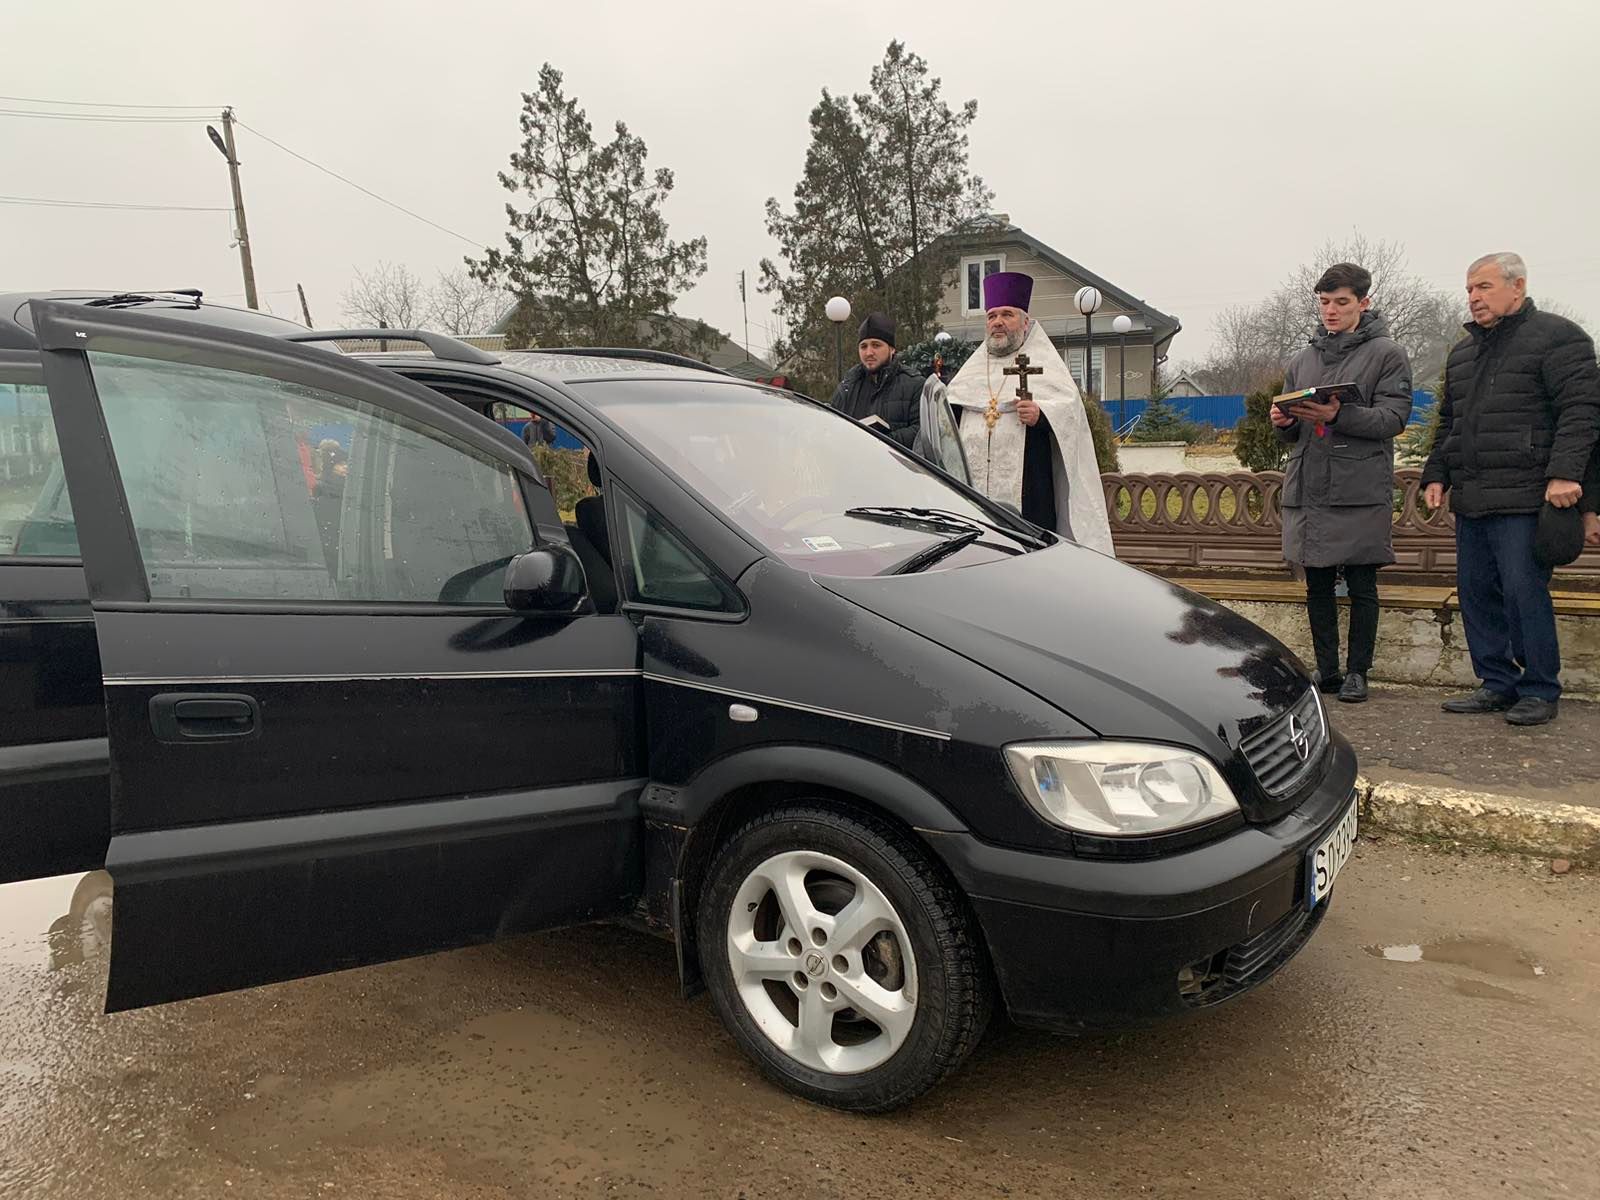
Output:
[932, 215, 1182, 402]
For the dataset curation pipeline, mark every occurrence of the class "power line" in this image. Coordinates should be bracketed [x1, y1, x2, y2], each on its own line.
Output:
[0, 94, 218, 110]
[232, 118, 483, 249]
[0, 193, 231, 212]
[0, 108, 207, 124]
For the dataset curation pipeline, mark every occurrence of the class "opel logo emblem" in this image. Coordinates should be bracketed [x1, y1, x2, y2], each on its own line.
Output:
[1288, 714, 1311, 762]
[804, 951, 827, 978]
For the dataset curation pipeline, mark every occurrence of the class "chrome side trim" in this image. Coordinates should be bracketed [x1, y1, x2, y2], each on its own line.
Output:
[643, 672, 952, 742]
[103, 668, 645, 686]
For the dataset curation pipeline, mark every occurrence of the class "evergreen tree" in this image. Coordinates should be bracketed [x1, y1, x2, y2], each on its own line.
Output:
[761, 42, 991, 397]
[469, 65, 711, 355]
[1234, 378, 1290, 473]
[1083, 392, 1121, 474]
[897, 336, 978, 381]
[1130, 378, 1201, 444]
[1398, 363, 1445, 465]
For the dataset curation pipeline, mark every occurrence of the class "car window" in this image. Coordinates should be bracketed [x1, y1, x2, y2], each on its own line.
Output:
[88, 353, 532, 604]
[0, 383, 78, 556]
[486, 400, 597, 523]
[587, 381, 1018, 578]
[618, 492, 736, 612]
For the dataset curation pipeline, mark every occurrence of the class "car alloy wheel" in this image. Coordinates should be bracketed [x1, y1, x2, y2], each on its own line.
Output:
[726, 848, 918, 1074]
[698, 805, 991, 1111]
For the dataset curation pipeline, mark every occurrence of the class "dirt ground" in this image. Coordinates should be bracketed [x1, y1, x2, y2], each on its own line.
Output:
[2, 842, 1596, 1199]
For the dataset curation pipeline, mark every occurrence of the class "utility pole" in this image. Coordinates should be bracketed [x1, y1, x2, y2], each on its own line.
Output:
[208, 108, 258, 310]
[739, 270, 750, 362]
[296, 283, 314, 328]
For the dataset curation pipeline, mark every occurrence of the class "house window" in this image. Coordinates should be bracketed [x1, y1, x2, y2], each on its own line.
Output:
[962, 255, 1006, 315]
[1067, 347, 1107, 397]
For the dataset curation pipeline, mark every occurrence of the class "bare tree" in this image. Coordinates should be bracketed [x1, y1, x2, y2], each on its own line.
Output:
[341, 262, 425, 329]
[427, 269, 510, 335]
[1193, 304, 1283, 395]
[1540, 298, 1593, 335]
[1195, 234, 1464, 394]
[1282, 234, 1461, 376]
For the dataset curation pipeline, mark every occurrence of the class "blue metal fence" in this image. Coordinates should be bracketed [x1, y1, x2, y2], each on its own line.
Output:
[1106, 390, 1436, 432]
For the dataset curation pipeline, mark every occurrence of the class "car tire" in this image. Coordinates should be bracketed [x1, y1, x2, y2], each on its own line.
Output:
[697, 804, 991, 1112]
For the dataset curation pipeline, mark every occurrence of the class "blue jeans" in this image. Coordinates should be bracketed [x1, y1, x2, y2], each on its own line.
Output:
[1455, 514, 1561, 702]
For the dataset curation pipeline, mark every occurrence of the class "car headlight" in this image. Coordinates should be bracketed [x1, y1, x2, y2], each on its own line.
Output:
[1004, 741, 1240, 837]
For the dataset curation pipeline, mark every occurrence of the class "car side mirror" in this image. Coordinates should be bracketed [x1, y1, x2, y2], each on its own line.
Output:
[503, 546, 593, 616]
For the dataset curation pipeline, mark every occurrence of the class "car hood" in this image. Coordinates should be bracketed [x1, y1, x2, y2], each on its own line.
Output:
[817, 543, 1308, 765]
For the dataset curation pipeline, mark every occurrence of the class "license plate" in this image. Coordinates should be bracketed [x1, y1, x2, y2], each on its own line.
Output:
[1306, 798, 1358, 910]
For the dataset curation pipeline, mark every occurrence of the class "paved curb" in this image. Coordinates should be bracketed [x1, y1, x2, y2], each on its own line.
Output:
[1356, 774, 1600, 864]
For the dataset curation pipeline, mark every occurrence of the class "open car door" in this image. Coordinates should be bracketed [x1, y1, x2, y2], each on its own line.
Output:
[914, 377, 971, 485]
[33, 301, 644, 1011]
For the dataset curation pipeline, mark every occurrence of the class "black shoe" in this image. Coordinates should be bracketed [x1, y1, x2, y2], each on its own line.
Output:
[1313, 670, 1344, 695]
[1338, 672, 1368, 703]
[1441, 687, 1516, 714]
[1505, 697, 1559, 726]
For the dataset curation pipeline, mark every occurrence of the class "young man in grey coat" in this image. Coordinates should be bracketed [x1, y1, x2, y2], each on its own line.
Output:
[1272, 263, 1413, 704]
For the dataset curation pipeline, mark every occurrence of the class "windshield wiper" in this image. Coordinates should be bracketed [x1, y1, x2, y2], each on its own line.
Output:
[84, 289, 203, 309]
[885, 528, 983, 575]
[845, 505, 1049, 549]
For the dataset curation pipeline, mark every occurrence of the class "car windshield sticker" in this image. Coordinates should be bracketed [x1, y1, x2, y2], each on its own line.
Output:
[802, 535, 843, 552]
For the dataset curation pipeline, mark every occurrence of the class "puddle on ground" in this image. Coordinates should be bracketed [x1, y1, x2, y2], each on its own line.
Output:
[0, 871, 111, 970]
[1365, 936, 1545, 978]
[1454, 978, 1536, 1005]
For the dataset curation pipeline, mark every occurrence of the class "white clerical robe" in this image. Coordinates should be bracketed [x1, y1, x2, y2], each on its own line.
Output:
[947, 321, 1115, 556]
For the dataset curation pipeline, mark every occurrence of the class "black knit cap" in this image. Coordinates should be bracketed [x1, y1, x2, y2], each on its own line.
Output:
[858, 312, 896, 348]
[1534, 502, 1585, 568]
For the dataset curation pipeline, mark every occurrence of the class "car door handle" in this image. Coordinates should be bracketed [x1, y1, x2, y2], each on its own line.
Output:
[149, 693, 261, 742]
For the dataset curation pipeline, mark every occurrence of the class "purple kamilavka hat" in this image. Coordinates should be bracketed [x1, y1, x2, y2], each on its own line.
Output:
[982, 270, 1033, 313]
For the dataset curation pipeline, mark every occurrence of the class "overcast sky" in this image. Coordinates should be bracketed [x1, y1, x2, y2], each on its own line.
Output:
[4, 0, 1597, 366]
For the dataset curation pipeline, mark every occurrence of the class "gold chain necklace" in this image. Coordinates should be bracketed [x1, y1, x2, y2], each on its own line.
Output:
[982, 349, 1003, 431]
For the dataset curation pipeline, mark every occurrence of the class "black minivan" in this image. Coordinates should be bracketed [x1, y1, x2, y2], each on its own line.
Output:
[0, 296, 1358, 1112]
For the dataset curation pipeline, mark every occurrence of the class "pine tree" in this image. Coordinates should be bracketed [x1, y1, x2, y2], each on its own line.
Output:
[1130, 395, 1200, 444]
[1397, 363, 1445, 465]
[469, 65, 711, 355]
[761, 43, 991, 397]
[1234, 378, 1290, 473]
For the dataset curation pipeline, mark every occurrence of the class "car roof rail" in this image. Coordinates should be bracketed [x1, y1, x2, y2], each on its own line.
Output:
[526, 346, 732, 375]
[284, 328, 500, 366]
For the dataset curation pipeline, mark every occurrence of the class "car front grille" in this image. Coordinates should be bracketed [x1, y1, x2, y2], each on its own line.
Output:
[1239, 686, 1327, 799]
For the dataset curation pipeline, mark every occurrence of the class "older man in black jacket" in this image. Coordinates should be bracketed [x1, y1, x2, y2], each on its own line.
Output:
[829, 312, 922, 450]
[1422, 252, 1600, 726]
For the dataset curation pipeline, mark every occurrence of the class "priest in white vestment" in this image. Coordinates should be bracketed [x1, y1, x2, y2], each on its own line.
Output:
[945, 271, 1115, 556]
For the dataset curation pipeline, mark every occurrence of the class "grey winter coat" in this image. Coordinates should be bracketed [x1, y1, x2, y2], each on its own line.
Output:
[1276, 311, 1413, 567]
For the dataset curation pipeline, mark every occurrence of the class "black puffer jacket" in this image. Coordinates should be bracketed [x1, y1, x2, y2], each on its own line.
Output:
[829, 356, 922, 449]
[1421, 300, 1600, 517]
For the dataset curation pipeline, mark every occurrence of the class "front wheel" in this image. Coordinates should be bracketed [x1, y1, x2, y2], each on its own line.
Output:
[697, 805, 991, 1112]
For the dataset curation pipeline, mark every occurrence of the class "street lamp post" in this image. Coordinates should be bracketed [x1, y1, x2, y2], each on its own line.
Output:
[1074, 287, 1103, 400]
[825, 296, 852, 386]
[1112, 313, 1133, 433]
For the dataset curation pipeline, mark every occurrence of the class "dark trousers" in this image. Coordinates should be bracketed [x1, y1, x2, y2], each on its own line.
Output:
[1305, 564, 1380, 677]
[1455, 513, 1561, 702]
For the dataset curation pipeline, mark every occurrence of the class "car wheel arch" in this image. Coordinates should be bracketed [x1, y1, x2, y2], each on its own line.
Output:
[655, 747, 977, 995]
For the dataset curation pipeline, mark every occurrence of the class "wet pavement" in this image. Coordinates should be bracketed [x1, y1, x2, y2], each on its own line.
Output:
[2, 844, 1597, 1199]
[1326, 688, 1600, 810]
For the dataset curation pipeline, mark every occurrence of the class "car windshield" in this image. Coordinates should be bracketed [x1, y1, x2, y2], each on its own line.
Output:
[588, 380, 1036, 577]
